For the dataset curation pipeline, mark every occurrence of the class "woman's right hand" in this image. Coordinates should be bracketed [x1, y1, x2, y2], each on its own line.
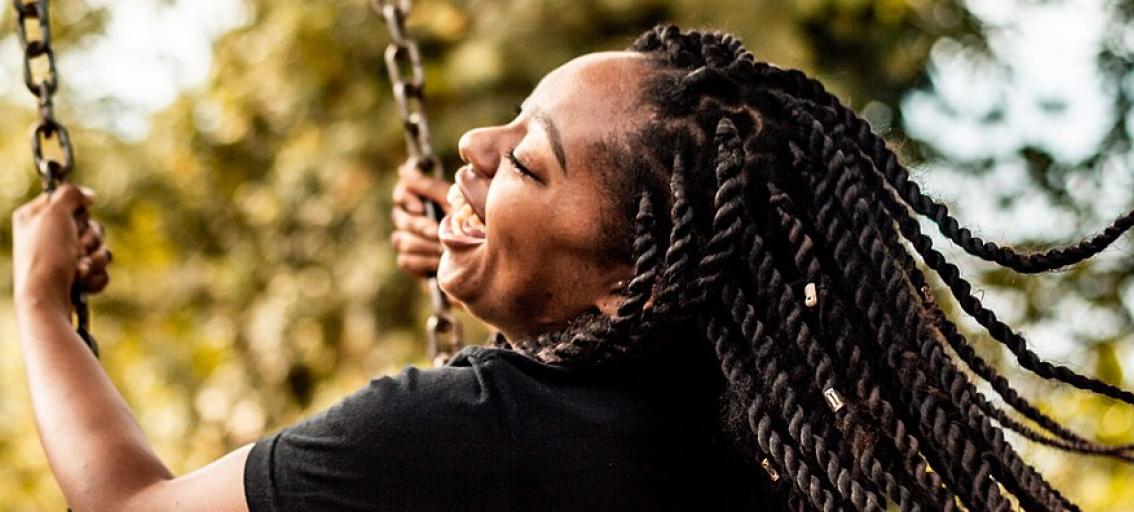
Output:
[12, 184, 111, 311]
[391, 162, 451, 278]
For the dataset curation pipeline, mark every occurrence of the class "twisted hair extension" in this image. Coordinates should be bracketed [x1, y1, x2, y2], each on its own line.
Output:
[794, 100, 1134, 460]
[716, 180, 890, 509]
[695, 116, 885, 510]
[630, 22, 1079, 508]
[721, 231, 899, 511]
[750, 35, 1134, 455]
[504, 24, 1133, 511]
[745, 61, 1134, 275]
[764, 191, 950, 512]
[692, 118, 747, 299]
[647, 155, 697, 322]
[776, 109, 1017, 512]
[718, 179, 907, 509]
[762, 149, 961, 509]
[708, 315, 842, 512]
[782, 99, 1081, 511]
[662, 67, 984, 508]
[612, 193, 661, 327]
[748, 63, 1134, 407]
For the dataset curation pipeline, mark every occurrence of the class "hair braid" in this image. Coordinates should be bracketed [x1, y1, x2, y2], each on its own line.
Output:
[510, 23, 1132, 511]
[739, 211, 925, 508]
[763, 188, 954, 512]
[794, 97, 1134, 458]
[784, 101, 1081, 510]
[693, 116, 879, 509]
[635, 22, 1006, 508]
[649, 154, 699, 321]
[771, 91, 1038, 508]
[750, 62, 1133, 274]
[756, 64, 1134, 405]
[708, 314, 842, 512]
[768, 111, 954, 502]
[693, 117, 747, 297]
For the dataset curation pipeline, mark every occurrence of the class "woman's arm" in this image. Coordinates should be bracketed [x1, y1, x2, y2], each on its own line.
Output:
[13, 185, 250, 512]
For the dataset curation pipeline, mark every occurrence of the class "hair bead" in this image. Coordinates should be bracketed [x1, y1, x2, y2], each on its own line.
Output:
[823, 387, 845, 412]
[804, 282, 818, 308]
[761, 458, 781, 482]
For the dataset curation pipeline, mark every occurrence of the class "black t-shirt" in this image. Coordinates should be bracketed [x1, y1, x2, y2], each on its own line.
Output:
[244, 342, 782, 511]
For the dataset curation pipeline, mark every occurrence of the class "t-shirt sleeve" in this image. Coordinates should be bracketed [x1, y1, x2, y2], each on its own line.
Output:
[243, 361, 508, 512]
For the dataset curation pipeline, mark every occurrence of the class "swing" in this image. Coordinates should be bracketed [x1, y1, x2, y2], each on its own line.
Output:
[12, 0, 464, 364]
[372, 0, 463, 362]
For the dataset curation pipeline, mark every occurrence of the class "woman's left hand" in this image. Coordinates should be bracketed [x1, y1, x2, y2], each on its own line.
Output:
[12, 184, 111, 312]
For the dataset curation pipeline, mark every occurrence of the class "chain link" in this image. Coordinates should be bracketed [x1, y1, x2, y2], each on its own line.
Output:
[14, 0, 73, 189]
[13, 0, 98, 358]
[371, 0, 462, 363]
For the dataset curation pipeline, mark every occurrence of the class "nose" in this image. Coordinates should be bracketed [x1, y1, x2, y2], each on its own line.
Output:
[457, 127, 501, 178]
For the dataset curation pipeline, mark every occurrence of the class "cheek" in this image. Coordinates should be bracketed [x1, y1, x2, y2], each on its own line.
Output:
[486, 182, 612, 285]
[485, 180, 552, 266]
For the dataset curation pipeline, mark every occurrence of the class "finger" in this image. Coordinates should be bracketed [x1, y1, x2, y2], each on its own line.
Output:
[392, 182, 425, 215]
[392, 208, 439, 240]
[80, 221, 103, 252]
[78, 270, 109, 294]
[396, 254, 441, 277]
[79, 186, 97, 206]
[390, 231, 444, 257]
[398, 164, 451, 210]
[85, 246, 112, 271]
[77, 256, 92, 278]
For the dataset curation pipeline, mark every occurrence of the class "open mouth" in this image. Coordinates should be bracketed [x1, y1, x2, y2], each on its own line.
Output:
[440, 184, 486, 247]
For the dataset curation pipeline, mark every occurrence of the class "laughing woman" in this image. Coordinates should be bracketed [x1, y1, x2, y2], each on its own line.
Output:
[14, 25, 1134, 511]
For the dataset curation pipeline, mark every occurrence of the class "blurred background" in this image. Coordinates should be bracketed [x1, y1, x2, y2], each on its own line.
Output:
[1, 0, 1132, 509]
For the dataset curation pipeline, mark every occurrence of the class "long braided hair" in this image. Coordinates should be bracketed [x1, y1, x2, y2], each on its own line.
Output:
[510, 25, 1134, 511]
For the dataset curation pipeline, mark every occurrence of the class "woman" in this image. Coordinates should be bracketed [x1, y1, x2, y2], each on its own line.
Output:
[13, 25, 1134, 511]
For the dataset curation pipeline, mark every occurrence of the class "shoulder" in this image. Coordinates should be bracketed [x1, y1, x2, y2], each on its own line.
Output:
[244, 346, 519, 511]
[293, 345, 514, 442]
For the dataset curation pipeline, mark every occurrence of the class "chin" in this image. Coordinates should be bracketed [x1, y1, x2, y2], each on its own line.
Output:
[438, 251, 515, 333]
[437, 251, 481, 308]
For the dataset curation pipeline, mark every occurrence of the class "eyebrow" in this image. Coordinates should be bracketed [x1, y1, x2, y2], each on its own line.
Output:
[532, 109, 567, 175]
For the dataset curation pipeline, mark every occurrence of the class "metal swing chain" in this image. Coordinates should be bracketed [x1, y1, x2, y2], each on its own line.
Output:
[371, 0, 462, 364]
[13, 0, 98, 357]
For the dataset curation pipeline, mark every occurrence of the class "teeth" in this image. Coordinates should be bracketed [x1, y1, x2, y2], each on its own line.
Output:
[447, 184, 464, 210]
[452, 203, 474, 234]
[466, 212, 485, 232]
[445, 184, 485, 232]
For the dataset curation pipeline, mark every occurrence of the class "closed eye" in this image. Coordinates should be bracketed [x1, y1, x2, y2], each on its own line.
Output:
[506, 149, 540, 182]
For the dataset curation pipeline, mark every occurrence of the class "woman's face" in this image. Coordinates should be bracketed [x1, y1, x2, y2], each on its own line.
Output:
[437, 51, 650, 342]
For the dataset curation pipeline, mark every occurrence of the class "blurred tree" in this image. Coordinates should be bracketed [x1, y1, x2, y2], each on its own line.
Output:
[1, 0, 1130, 509]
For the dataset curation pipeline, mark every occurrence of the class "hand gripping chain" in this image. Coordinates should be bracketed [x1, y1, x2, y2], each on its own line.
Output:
[13, 0, 98, 357]
[371, 0, 463, 364]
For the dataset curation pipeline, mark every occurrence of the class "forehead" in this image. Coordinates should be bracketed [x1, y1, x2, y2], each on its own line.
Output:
[524, 51, 650, 144]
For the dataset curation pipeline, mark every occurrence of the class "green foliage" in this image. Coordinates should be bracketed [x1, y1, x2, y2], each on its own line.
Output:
[0, 0, 1130, 509]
